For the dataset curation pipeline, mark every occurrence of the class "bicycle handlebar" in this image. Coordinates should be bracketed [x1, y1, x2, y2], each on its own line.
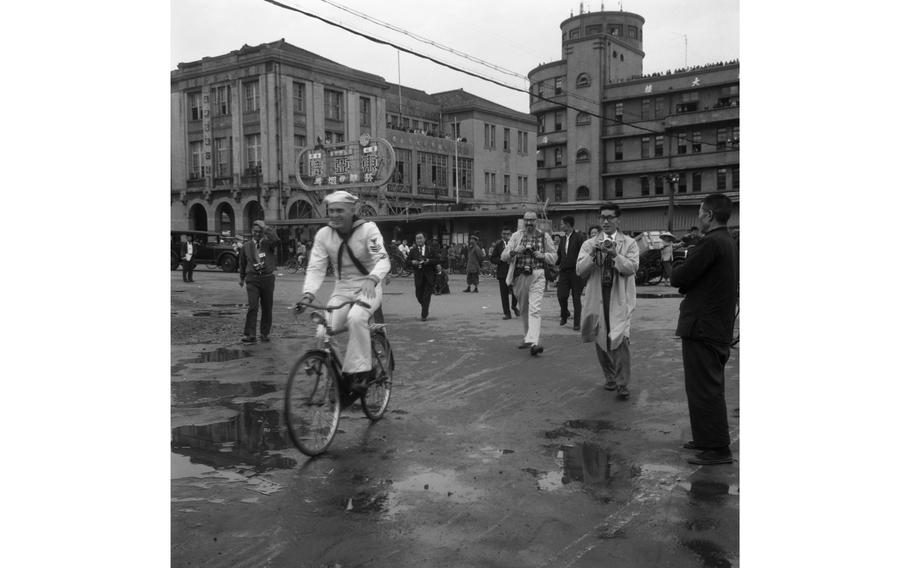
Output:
[293, 298, 371, 314]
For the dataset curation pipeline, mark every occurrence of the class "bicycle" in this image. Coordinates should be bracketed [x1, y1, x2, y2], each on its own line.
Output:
[284, 298, 394, 456]
[285, 257, 305, 273]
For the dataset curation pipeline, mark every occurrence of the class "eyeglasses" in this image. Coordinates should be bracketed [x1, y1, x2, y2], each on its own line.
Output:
[600, 214, 618, 221]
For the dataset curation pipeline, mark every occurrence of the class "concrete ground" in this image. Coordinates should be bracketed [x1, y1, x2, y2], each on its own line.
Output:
[171, 266, 739, 567]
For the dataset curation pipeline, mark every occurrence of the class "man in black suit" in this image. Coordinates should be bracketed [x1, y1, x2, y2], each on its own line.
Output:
[180, 237, 196, 283]
[671, 194, 739, 466]
[406, 232, 440, 321]
[556, 216, 584, 330]
[490, 227, 518, 319]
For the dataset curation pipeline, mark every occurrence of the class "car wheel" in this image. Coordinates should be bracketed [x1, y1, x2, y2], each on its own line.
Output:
[220, 254, 238, 272]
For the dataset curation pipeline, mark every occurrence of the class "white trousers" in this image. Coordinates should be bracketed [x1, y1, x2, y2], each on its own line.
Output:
[327, 281, 383, 373]
[513, 269, 545, 345]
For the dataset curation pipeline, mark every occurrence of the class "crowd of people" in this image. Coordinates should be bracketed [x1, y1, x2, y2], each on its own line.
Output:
[610, 59, 740, 84]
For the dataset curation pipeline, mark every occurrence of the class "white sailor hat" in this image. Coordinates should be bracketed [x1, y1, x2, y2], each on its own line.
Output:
[323, 190, 359, 205]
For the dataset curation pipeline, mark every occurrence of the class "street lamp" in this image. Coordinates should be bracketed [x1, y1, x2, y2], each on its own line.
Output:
[665, 172, 680, 233]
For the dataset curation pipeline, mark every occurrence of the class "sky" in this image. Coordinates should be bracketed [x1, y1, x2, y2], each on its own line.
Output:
[171, 0, 739, 113]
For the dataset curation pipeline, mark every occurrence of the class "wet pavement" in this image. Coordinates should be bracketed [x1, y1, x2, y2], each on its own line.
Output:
[172, 268, 739, 567]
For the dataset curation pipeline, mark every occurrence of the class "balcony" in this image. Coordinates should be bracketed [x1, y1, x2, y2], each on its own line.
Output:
[537, 166, 567, 181]
[664, 106, 739, 130]
[186, 177, 205, 189]
[537, 131, 567, 147]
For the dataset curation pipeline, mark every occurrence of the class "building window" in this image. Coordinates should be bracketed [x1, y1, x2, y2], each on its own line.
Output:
[555, 77, 564, 95]
[576, 148, 590, 162]
[569, 28, 579, 39]
[392, 149, 411, 185]
[628, 25, 638, 39]
[538, 116, 546, 134]
[293, 134, 306, 176]
[576, 73, 591, 88]
[504, 174, 511, 194]
[555, 184, 563, 202]
[484, 172, 491, 193]
[359, 96, 371, 128]
[244, 134, 261, 172]
[614, 140, 623, 160]
[555, 111, 564, 131]
[189, 92, 202, 121]
[615, 102, 623, 121]
[518, 175, 528, 196]
[716, 127, 728, 151]
[518, 131, 529, 154]
[576, 112, 591, 126]
[585, 24, 603, 35]
[640, 176, 650, 196]
[655, 98, 664, 118]
[655, 176, 664, 195]
[655, 135, 664, 157]
[537, 183, 546, 201]
[717, 169, 727, 191]
[555, 147, 563, 166]
[732, 126, 740, 148]
[452, 157, 472, 190]
[325, 89, 344, 121]
[536, 150, 544, 168]
[732, 167, 740, 189]
[642, 99, 651, 121]
[293, 82, 306, 113]
[641, 137, 650, 159]
[214, 137, 231, 178]
[484, 123, 497, 149]
[417, 152, 448, 187]
[693, 171, 702, 192]
[450, 122, 461, 139]
[676, 91, 699, 114]
[609, 26, 621, 36]
[615, 178, 623, 198]
[324, 130, 344, 144]
[189, 141, 204, 179]
[678, 174, 688, 194]
[677, 134, 688, 154]
[692, 131, 702, 153]
[718, 85, 740, 108]
[214, 86, 230, 116]
[576, 186, 590, 200]
[243, 81, 260, 113]
[503, 127, 511, 152]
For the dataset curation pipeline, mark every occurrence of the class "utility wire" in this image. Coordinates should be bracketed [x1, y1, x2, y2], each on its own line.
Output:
[263, 0, 731, 149]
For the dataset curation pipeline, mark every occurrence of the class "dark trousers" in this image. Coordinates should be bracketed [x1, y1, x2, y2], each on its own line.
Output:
[243, 273, 275, 338]
[181, 260, 194, 282]
[497, 277, 517, 316]
[557, 270, 584, 325]
[414, 271, 434, 318]
[682, 338, 732, 449]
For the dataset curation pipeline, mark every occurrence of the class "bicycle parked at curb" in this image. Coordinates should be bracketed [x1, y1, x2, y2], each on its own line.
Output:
[284, 299, 394, 456]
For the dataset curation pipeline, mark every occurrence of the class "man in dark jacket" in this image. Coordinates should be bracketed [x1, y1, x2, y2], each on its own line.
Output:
[670, 194, 739, 466]
[556, 216, 585, 330]
[180, 237, 196, 283]
[490, 227, 518, 319]
[239, 220, 279, 343]
[406, 231, 440, 321]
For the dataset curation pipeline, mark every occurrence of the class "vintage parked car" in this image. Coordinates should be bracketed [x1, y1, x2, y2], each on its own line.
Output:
[171, 230, 240, 272]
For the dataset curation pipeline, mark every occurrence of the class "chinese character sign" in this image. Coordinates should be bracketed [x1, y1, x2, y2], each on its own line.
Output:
[296, 137, 395, 191]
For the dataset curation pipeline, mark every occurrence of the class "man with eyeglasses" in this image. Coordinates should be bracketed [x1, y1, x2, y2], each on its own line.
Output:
[576, 203, 640, 399]
[490, 227, 519, 319]
[501, 211, 557, 356]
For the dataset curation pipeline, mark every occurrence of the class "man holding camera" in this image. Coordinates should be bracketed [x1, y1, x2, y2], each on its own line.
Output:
[576, 203, 640, 399]
[501, 210, 557, 356]
[239, 219, 279, 343]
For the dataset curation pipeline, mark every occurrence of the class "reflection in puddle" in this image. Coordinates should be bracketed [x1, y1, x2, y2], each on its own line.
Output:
[527, 443, 615, 495]
[678, 480, 739, 499]
[192, 310, 240, 317]
[342, 469, 483, 519]
[171, 379, 278, 404]
[681, 538, 732, 568]
[194, 348, 253, 363]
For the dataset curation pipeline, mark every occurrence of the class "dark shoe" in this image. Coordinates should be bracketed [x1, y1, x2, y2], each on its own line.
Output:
[347, 371, 370, 396]
[260, 335, 270, 342]
[502, 315, 512, 320]
[472, 289, 479, 293]
[241, 335, 256, 344]
[530, 344, 544, 356]
[572, 324, 580, 331]
[512, 306, 520, 317]
[559, 316, 567, 326]
[517, 342, 532, 349]
[617, 385, 630, 399]
[463, 288, 472, 293]
[687, 449, 733, 466]
[421, 316, 427, 321]
[604, 381, 617, 391]
[683, 441, 708, 450]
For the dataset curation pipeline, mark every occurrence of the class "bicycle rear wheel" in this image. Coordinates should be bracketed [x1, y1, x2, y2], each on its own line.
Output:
[285, 351, 341, 456]
[285, 259, 299, 273]
[362, 331, 393, 421]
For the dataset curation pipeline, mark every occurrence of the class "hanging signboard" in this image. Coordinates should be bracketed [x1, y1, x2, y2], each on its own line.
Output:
[295, 135, 396, 191]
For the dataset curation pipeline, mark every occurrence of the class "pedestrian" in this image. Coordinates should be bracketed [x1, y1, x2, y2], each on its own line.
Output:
[398, 239, 410, 257]
[464, 234, 484, 292]
[180, 235, 196, 283]
[588, 225, 601, 239]
[296, 239, 308, 269]
[490, 227, 519, 319]
[406, 231, 440, 321]
[299, 190, 390, 394]
[239, 220, 279, 343]
[658, 232, 676, 284]
[670, 194, 738, 466]
[576, 203, 640, 399]
[501, 210, 557, 356]
[434, 264, 450, 295]
[556, 216, 585, 330]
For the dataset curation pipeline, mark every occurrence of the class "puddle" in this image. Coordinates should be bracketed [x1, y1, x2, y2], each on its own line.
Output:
[681, 539, 732, 568]
[211, 303, 247, 307]
[171, 401, 296, 476]
[192, 310, 240, 317]
[172, 380, 278, 404]
[342, 469, 483, 519]
[526, 443, 616, 498]
[678, 480, 739, 501]
[194, 348, 253, 363]
[563, 419, 630, 432]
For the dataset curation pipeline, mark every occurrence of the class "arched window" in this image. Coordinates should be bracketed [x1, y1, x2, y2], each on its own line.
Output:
[288, 200, 313, 219]
[576, 148, 590, 162]
[576, 112, 591, 126]
[576, 186, 590, 200]
[576, 73, 591, 88]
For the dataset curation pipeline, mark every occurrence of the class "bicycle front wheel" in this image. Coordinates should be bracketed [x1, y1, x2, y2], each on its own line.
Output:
[362, 331, 393, 421]
[285, 351, 341, 456]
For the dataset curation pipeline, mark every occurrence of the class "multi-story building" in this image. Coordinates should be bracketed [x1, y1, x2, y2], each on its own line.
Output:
[171, 40, 537, 248]
[528, 9, 739, 234]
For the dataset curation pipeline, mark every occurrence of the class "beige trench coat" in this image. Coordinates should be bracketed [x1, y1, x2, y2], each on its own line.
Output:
[576, 231, 640, 351]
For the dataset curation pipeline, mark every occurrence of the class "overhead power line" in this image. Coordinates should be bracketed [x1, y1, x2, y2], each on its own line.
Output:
[262, 0, 729, 150]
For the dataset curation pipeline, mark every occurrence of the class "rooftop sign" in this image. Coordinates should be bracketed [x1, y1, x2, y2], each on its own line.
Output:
[295, 135, 396, 191]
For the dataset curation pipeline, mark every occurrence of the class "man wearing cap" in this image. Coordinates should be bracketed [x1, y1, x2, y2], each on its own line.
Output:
[501, 211, 557, 356]
[239, 220, 280, 343]
[300, 190, 390, 394]
[462, 234, 484, 293]
[576, 203, 640, 399]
